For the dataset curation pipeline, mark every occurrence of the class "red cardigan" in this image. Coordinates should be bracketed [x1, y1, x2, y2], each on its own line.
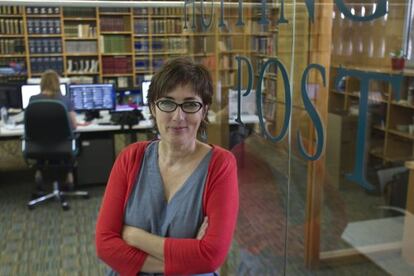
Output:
[95, 141, 239, 275]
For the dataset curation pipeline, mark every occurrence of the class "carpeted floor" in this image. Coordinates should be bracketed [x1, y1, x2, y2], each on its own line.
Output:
[0, 135, 397, 275]
[0, 170, 107, 275]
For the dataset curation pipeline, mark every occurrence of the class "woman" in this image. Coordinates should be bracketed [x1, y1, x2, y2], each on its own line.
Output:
[96, 58, 239, 275]
[29, 69, 77, 193]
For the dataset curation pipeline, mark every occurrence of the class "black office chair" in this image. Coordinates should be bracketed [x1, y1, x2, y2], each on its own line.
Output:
[22, 99, 89, 210]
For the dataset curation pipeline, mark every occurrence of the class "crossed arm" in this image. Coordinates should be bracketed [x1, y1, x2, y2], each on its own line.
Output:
[121, 217, 209, 273]
[96, 146, 238, 275]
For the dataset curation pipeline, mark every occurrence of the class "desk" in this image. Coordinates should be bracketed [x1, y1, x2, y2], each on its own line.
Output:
[0, 119, 154, 185]
[229, 114, 261, 125]
[0, 119, 154, 139]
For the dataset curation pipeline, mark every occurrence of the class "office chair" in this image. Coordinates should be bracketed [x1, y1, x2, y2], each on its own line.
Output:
[22, 99, 89, 210]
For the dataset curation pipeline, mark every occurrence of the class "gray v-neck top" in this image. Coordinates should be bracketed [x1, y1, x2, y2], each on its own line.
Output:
[107, 141, 215, 276]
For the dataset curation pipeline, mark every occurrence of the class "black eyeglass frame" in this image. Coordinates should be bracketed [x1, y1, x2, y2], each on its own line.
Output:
[155, 99, 204, 114]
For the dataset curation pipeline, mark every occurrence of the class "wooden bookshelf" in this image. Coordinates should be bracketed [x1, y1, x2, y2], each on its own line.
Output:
[328, 66, 414, 164]
[0, 3, 276, 102]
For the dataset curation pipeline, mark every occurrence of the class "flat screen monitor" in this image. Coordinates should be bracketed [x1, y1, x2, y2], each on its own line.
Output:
[115, 89, 142, 112]
[21, 84, 67, 109]
[0, 85, 22, 109]
[228, 89, 257, 117]
[69, 84, 115, 111]
[141, 80, 150, 105]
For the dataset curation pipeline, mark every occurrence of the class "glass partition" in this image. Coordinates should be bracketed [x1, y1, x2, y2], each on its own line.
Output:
[1, 1, 414, 275]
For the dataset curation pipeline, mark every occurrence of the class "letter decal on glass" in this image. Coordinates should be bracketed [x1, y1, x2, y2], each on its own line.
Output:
[200, 0, 214, 30]
[298, 64, 325, 161]
[257, 58, 291, 142]
[335, 0, 387, 22]
[335, 68, 402, 190]
[235, 56, 253, 125]
[183, 0, 196, 30]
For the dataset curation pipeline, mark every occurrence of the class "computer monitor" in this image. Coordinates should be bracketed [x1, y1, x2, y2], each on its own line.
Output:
[68, 83, 115, 111]
[115, 89, 142, 112]
[141, 80, 150, 105]
[21, 84, 67, 109]
[228, 89, 257, 117]
[0, 85, 22, 109]
[27, 77, 71, 85]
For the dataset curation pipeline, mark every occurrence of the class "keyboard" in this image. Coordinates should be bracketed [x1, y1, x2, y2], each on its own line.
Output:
[97, 122, 114, 126]
[3, 123, 24, 130]
[9, 112, 24, 124]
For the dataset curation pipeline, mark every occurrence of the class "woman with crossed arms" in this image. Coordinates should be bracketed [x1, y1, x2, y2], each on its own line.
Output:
[96, 57, 239, 275]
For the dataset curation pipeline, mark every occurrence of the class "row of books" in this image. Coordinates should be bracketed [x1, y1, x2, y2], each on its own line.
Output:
[133, 7, 181, 16]
[104, 76, 131, 89]
[134, 8, 149, 16]
[134, 20, 148, 34]
[30, 57, 63, 74]
[64, 24, 97, 38]
[250, 20, 270, 33]
[251, 37, 270, 54]
[26, 7, 60, 15]
[63, 7, 96, 18]
[134, 38, 188, 53]
[67, 58, 99, 73]
[135, 58, 165, 71]
[219, 55, 233, 70]
[100, 17, 130, 32]
[153, 58, 165, 70]
[191, 36, 215, 54]
[151, 19, 182, 34]
[135, 19, 182, 34]
[29, 38, 62, 54]
[69, 76, 96, 84]
[65, 41, 97, 54]
[100, 35, 131, 53]
[151, 7, 182, 16]
[0, 39, 25, 55]
[0, 6, 23, 15]
[27, 19, 61, 34]
[0, 19, 24, 35]
[102, 56, 132, 74]
[100, 8, 129, 13]
[134, 59, 150, 71]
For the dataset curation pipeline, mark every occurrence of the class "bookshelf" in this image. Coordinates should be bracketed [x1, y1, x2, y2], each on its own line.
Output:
[247, 5, 279, 134]
[328, 0, 413, 165]
[98, 7, 133, 89]
[25, 6, 64, 76]
[0, 3, 277, 109]
[132, 7, 189, 91]
[62, 6, 99, 80]
[329, 66, 414, 166]
[0, 5, 26, 84]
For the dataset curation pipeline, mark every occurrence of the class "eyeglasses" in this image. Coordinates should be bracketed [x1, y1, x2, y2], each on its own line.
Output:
[155, 99, 203, 113]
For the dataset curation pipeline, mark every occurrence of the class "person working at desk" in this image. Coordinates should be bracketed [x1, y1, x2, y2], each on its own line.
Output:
[96, 57, 239, 275]
[29, 69, 77, 194]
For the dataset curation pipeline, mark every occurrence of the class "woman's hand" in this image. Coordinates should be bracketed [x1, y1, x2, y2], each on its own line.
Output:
[196, 217, 208, 240]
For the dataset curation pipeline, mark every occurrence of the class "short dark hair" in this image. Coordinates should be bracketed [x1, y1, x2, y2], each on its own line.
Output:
[148, 57, 213, 133]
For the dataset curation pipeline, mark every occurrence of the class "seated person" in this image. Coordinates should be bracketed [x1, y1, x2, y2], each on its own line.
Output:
[29, 70, 77, 195]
